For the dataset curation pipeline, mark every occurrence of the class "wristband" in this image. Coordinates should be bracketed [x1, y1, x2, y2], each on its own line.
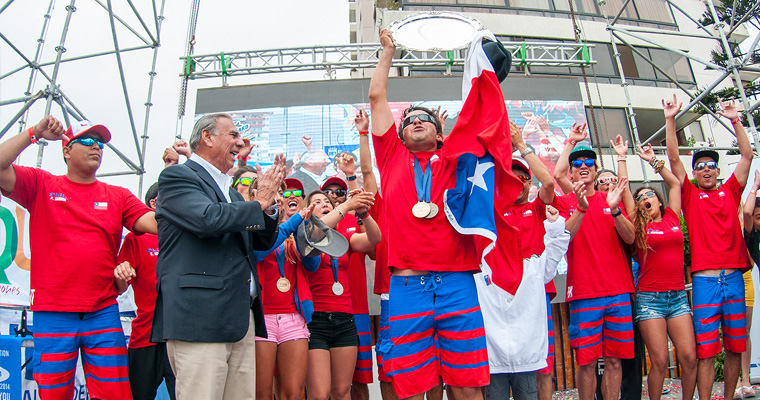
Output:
[335, 207, 345, 219]
[28, 128, 37, 144]
[357, 210, 369, 219]
[347, 175, 357, 181]
[358, 131, 369, 136]
[576, 207, 586, 214]
[731, 118, 741, 125]
[617, 156, 627, 161]
[564, 139, 577, 146]
[751, 190, 757, 195]
[611, 207, 622, 218]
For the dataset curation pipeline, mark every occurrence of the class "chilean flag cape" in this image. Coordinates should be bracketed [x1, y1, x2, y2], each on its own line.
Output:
[443, 30, 524, 299]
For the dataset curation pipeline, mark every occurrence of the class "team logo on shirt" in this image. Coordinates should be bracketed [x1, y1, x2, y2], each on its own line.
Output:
[147, 248, 159, 257]
[504, 211, 512, 217]
[718, 191, 725, 197]
[671, 227, 680, 232]
[522, 210, 533, 217]
[93, 202, 108, 210]
[603, 208, 612, 215]
[699, 193, 709, 199]
[345, 227, 357, 232]
[49, 192, 67, 201]
[647, 229, 664, 235]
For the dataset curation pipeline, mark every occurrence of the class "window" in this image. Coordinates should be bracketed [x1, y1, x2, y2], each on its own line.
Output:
[687, 121, 705, 142]
[585, 108, 631, 148]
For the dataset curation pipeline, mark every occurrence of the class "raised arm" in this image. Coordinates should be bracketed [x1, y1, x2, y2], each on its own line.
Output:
[0, 116, 64, 193]
[368, 30, 397, 136]
[606, 176, 635, 244]
[743, 170, 760, 233]
[539, 207, 570, 284]
[336, 153, 359, 191]
[663, 95, 687, 184]
[611, 134, 634, 217]
[511, 121, 554, 204]
[637, 144, 681, 215]
[554, 123, 588, 194]
[718, 98, 753, 185]
[356, 109, 378, 194]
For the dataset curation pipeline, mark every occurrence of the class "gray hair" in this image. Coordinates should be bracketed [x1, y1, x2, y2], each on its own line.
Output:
[189, 113, 233, 152]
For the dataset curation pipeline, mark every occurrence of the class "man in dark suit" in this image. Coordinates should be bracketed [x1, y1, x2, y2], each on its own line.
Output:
[151, 112, 283, 400]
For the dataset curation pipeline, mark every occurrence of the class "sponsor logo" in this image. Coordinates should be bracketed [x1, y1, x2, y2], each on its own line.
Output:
[147, 248, 159, 257]
[94, 202, 108, 210]
[699, 193, 709, 199]
[49, 192, 67, 201]
[718, 191, 725, 197]
[0, 366, 10, 382]
[567, 286, 573, 298]
[647, 229, 664, 235]
[345, 227, 357, 232]
[522, 210, 533, 217]
[504, 211, 512, 217]
[671, 227, 680, 232]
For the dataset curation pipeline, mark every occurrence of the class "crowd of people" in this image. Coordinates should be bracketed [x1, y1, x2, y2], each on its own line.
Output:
[2, 29, 758, 400]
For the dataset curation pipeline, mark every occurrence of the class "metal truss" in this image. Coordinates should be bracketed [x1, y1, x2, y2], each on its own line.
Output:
[594, 0, 759, 150]
[181, 41, 597, 83]
[0, 0, 166, 195]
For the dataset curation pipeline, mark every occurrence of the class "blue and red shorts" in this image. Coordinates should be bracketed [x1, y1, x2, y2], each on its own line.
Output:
[32, 303, 132, 400]
[538, 293, 555, 375]
[376, 297, 391, 383]
[569, 293, 634, 366]
[385, 271, 489, 399]
[353, 313, 374, 384]
[692, 270, 747, 359]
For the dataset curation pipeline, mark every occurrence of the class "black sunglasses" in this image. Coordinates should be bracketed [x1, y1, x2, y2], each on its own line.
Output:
[323, 188, 347, 197]
[401, 113, 436, 131]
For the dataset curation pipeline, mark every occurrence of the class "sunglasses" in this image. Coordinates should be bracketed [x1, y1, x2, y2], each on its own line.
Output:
[517, 175, 530, 184]
[401, 113, 436, 131]
[68, 137, 104, 149]
[597, 176, 618, 185]
[635, 190, 656, 202]
[694, 161, 718, 171]
[571, 159, 595, 168]
[323, 188, 347, 197]
[235, 177, 253, 187]
[283, 190, 303, 198]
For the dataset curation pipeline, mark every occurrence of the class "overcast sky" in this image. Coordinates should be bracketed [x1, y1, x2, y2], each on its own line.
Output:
[0, 0, 350, 195]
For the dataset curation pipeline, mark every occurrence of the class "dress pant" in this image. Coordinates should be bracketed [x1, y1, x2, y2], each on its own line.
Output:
[167, 310, 256, 400]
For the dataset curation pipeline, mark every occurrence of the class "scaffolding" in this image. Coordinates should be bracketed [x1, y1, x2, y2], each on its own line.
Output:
[0, 0, 166, 195]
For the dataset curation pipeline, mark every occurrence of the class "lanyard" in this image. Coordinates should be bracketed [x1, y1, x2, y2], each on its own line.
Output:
[413, 155, 432, 203]
[275, 244, 285, 278]
[331, 256, 339, 284]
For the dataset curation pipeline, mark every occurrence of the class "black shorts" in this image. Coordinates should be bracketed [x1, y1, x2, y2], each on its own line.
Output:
[307, 312, 359, 350]
[127, 343, 176, 400]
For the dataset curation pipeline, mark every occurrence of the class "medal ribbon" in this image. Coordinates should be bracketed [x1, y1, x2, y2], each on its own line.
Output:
[275, 244, 286, 278]
[413, 155, 432, 203]
[331, 256, 340, 284]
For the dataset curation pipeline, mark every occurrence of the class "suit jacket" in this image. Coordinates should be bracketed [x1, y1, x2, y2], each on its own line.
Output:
[151, 160, 277, 343]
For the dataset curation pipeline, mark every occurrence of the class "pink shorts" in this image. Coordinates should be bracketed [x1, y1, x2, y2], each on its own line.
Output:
[255, 313, 310, 344]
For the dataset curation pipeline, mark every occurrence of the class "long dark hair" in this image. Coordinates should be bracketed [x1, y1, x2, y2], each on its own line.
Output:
[632, 186, 666, 262]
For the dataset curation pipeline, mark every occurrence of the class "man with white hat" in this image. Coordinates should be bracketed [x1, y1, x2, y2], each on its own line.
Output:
[0, 116, 157, 399]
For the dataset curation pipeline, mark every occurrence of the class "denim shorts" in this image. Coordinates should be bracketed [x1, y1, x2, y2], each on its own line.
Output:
[634, 290, 691, 323]
[307, 312, 358, 350]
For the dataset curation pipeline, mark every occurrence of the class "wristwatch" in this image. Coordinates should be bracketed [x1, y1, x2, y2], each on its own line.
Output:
[520, 147, 534, 158]
[610, 207, 622, 218]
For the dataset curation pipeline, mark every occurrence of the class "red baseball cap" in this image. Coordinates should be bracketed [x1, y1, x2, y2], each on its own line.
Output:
[321, 176, 347, 191]
[284, 178, 305, 193]
[512, 157, 531, 178]
[62, 120, 111, 147]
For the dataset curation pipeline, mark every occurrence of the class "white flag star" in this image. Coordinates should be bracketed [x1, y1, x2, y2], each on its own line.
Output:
[467, 160, 494, 195]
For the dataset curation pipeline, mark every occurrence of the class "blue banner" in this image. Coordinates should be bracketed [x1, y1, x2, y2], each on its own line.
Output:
[0, 335, 24, 400]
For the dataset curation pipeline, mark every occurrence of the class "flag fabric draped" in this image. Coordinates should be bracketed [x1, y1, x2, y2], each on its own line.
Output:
[443, 30, 524, 299]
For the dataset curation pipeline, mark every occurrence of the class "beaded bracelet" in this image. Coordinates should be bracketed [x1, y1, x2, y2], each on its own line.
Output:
[359, 131, 369, 136]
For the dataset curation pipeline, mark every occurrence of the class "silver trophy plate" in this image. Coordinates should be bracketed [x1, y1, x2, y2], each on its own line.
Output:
[388, 12, 484, 52]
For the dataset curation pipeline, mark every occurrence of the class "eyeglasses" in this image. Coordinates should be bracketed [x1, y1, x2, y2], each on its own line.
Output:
[69, 137, 104, 149]
[571, 159, 595, 168]
[635, 190, 656, 202]
[234, 177, 253, 187]
[694, 161, 718, 171]
[516, 175, 530, 184]
[323, 188, 347, 197]
[283, 190, 303, 198]
[597, 176, 618, 185]
[401, 113, 436, 131]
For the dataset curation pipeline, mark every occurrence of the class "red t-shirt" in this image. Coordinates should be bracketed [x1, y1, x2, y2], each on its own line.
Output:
[504, 199, 556, 295]
[6, 165, 150, 312]
[636, 208, 686, 292]
[340, 217, 370, 315]
[117, 232, 159, 349]
[555, 191, 634, 301]
[258, 244, 299, 315]
[306, 231, 356, 314]
[681, 174, 750, 273]
[372, 126, 476, 272]
[370, 194, 390, 295]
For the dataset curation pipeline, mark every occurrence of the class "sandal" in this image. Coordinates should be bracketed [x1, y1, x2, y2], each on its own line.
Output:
[738, 387, 747, 400]
[742, 386, 758, 398]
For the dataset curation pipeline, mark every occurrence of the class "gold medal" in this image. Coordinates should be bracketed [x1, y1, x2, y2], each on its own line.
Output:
[425, 203, 439, 219]
[412, 201, 431, 218]
[276, 277, 291, 293]
[332, 282, 344, 296]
